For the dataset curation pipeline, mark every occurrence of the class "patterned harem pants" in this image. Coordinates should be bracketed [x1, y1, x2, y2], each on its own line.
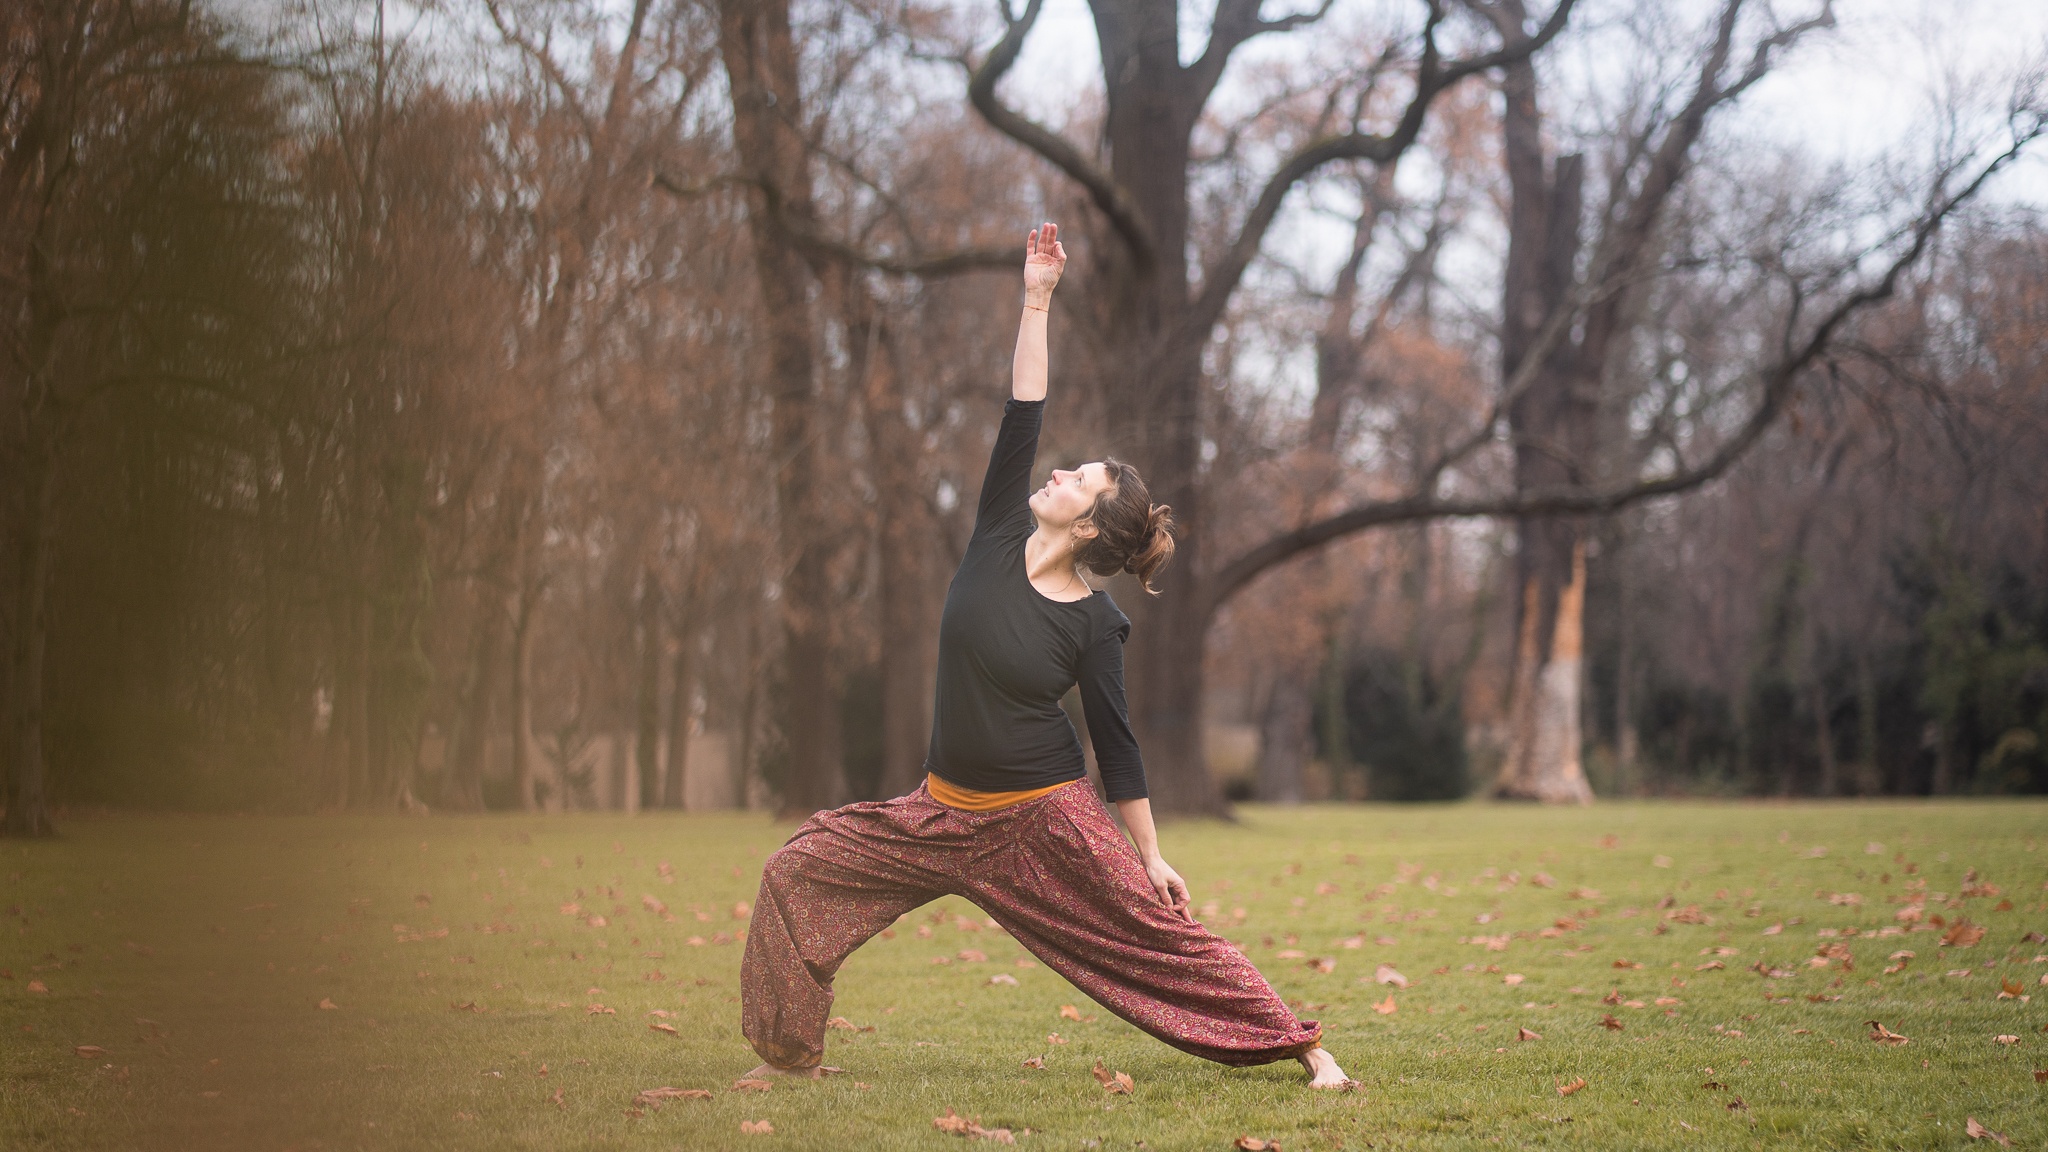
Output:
[739, 778, 1322, 1070]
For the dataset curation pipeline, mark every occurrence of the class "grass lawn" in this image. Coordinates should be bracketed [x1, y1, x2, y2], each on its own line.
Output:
[2, 800, 2044, 1151]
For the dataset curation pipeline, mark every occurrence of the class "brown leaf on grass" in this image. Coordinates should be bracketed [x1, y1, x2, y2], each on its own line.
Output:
[1695, 961, 1726, 971]
[1046, 1032, 1066, 1045]
[1942, 919, 1987, 948]
[1602, 989, 1625, 1005]
[1517, 1027, 1542, 1042]
[958, 949, 988, 963]
[648, 1022, 679, 1036]
[1373, 964, 1409, 988]
[933, 1107, 1016, 1143]
[1866, 1020, 1910, 1045]
[451, 1001, 481, 1012]
[1307, 957, 1336, 974]
[1993, 1035, 2019, 1045]
[1090, 1059, 1133, 1095]
[74, 1046, 106, 1059]
[1503, 973, 1525, 986]
[1021, 1056, 1045, 1069]
[1600, 1015, 1624, 1031]
[1965, 1117, 2011, 1146]
[1725, 1096, 1748, 1112]
[1372, 993, 1397, 1015]
[1556, 1077, 1587, 1096]
[731, 902, 752, 920]
[1235, 1138, 1282, 1151]
[632, 1086, 712, 1108]
[826, 1016, 875, 1032]
[987, 973, 1020, 986]
[732, 1078, 774, 1092]
[317, 998, 339, 1010]
[586, 1004, 615, 1015]
[1059, 1004, 1093, 1022]
[2033, 1069, 2046, 1083]
[740, 1119, 774, 1134]
[1998, 978, 2025, 998]
[1612, 959, 1643, 969]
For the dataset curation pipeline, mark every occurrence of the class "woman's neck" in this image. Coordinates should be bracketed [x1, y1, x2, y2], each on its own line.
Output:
[1024, 525, 1092, 600]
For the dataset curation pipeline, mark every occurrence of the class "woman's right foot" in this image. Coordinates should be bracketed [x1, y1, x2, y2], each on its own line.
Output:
[1298, 1046, 1357, 1090]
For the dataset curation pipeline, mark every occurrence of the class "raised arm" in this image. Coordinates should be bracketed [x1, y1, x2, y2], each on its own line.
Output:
[1012, 222, 1066, 402]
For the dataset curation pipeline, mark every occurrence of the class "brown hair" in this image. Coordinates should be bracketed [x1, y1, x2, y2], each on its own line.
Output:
[1074, 457, 1176, 595]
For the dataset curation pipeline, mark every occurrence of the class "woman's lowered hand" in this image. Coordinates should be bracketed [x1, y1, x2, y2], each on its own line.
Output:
[1143, 854, 1192, 921]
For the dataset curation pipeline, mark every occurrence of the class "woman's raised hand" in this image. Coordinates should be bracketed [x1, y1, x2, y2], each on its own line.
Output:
[1023, 222, 1066, 302]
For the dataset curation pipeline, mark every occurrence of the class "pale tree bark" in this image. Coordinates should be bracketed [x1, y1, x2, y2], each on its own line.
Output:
[716, 0, 844, 818]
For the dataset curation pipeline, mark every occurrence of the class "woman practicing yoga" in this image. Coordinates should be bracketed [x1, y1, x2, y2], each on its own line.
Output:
[739, 222, 1353, 1089]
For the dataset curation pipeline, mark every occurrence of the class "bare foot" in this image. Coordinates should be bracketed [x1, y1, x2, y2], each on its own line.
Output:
[1298, 1046, 1357, 1091]
[740, 1062, 844, 1082]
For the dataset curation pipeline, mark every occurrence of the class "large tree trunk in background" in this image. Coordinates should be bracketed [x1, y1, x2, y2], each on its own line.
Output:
[663, 613, 696, 808]
[1254, 659, 1312, 803]
[866, 324, 938, 800]
[4, 444, 58, 837]
[633, 571, 662, 811]
[1488, 26, 1593, 804]
[510, 581, 540, 811]
[440, 593, 497, 811]
[718, 0, 842, 819]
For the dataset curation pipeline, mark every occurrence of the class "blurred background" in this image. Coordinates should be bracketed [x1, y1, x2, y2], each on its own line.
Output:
[2, 0, 2045, 832]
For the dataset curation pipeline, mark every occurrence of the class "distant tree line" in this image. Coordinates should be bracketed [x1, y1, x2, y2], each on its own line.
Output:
[1, 0, 2043, 834]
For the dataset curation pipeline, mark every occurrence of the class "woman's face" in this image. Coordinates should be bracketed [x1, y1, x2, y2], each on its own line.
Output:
[1029, 462, 1114, 534]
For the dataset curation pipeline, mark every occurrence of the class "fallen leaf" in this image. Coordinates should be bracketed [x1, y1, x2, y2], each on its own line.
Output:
[1307, 957, 1336, 974]
[958, 949, 987, 963]
[1695, 961, 1726, 971]
[1993, 1035, 2019, 1045]
[1503, 973, 1525, 986]
[1046, 1032, 1066, 1045]
[1021, 1056, 1045, 1069]
[732, 1078, 774, 1092]
[1235, 1139, 1281, 1151]
[1372, 993, 1397, 1015]
[732, 902, 752, 920]
[1942, 919, 1986, 948]
[1999, 978, 2024, 998]
[1059, 1004, 1086, 1022]
[1557, 1077, 1587, 1096]
[1965, 1117, 2011, 1146]
[1518, 1027, 1542, 1042]
[1600, 1014, 1624, 1031]
[1726, 1096, 1748, 1112]
[933, 1107, 1016, 1143]
[740, 1119, 774, 1135]
[74, 1046, 106, 1059]
[2033, 1070, 2046, 1083]
[317, 998, 339, 1010]
[1866, 1020, 1910, 1045]
[586, 1004, 615, 1015]
[1091, 1059, 1133, 1095]
[1373, 964, 1409, 988]
[648, 1022, 678, 1036]
[451, 1001, 481, 1012]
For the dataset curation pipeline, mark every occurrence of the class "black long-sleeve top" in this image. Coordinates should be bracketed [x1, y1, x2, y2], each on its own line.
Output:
[922, 398, 1149, 801]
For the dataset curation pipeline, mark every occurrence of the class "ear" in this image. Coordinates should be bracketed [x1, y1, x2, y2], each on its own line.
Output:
[1071, 516, 1099, 542]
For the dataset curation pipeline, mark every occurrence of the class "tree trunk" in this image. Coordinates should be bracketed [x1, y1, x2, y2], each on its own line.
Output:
[634, 570, 663, 811]
[3, 442, 58, 837]
[440, 593, 497, 811]
[717, 0, 843, 819]
[663, 613, 696, 809]
[866, 323, 937, 800]
[1254, 660, 1312, 803]
[511, 583, 539, 811]
[1497, 541, 1593, 803]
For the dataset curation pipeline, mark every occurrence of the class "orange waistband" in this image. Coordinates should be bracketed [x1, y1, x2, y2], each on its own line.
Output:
[925, 773, 1076, 811]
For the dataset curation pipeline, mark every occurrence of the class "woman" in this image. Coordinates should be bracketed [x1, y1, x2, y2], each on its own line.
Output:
[739, 223, 1353, 1089]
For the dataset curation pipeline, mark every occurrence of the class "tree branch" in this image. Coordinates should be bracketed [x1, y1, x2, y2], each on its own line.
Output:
[1183, 0, 1578, 343]
[1185, 0, 1338, 111]
[650, 170, 1019, 277]
[966, 0, 1156, 268]
[1204, 119, 2039, 616]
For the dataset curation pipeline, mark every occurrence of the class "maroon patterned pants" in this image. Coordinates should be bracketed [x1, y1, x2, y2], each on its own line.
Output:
[739, 779, 1321, 1069]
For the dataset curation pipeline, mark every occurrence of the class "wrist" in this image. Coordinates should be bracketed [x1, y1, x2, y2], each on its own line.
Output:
[1023, 291, 1053, 310]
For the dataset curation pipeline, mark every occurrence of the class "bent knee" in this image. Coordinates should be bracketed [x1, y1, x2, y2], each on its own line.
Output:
[759, 844, 813, 894]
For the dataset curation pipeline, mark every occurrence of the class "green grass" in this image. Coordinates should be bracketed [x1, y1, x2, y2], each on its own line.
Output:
[2, 801, 2044, 1151]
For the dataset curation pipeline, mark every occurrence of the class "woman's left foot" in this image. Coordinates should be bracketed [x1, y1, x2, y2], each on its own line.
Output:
[740, 1061, 845, 1082]
[1298, 1046, 1357, 1090]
